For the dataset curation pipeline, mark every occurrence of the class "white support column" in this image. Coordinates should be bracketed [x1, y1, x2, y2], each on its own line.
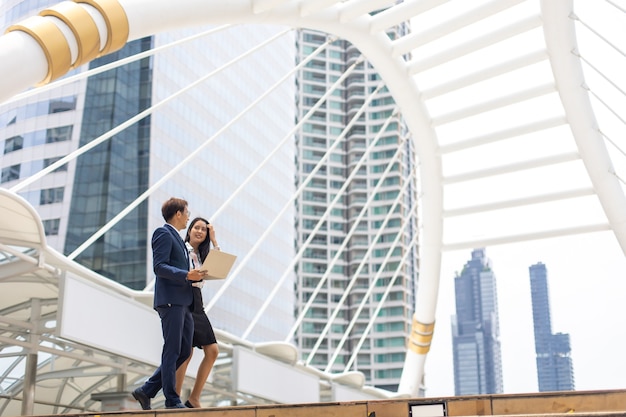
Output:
[21, 298, 42, 417]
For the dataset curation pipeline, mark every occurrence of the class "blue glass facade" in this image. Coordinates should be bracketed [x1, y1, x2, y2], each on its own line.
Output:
[451, 248, 503, 395]
[64, 38, 153, 289]
[529, 262, 575, 391]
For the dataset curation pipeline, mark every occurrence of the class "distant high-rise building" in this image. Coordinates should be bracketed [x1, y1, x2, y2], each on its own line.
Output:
[451, 248, 503, 395]
[293, 27, 419, 390]
[529, 262, 575, 391]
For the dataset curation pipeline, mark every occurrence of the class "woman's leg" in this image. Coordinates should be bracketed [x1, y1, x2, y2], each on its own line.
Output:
[186, 343, 219, 408]
[175, 349, 194, 396]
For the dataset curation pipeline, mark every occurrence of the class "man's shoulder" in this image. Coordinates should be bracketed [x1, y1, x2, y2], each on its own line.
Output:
[152, 225, 173, 240]
[153, 225, 167, 234]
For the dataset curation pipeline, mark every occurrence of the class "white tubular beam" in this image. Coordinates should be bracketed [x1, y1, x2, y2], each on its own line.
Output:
[443, 187, 595, 217]
[120, 1, 251, 38]
[391, 0, 525, 57]
[0, 0, 127, 104]
[7, 24, 231, 104]
[443, 152, 581, 185]
[432, 83, 555, 126]
[439, 116, 566, 154]
[0, 32, 48, 104]
[443, 223, 611, 251]
[421, 49, 548, 100]
[408, 14, 543, 75]
[541, 0, 626, 255]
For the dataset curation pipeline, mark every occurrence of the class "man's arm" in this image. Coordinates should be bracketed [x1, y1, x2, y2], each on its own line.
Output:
[152, 227, 207, 282]
[152, 227, 187, 283]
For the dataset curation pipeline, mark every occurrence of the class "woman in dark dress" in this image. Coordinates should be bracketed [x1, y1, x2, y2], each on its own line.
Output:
[175, 217, 220, 408]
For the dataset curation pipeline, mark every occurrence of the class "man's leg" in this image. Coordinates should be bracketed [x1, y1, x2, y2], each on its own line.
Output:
[177, 309, 194, 368]
[157, 305, 186, 407]
[140, 366, 162, 399]
[135, 306, 174, 409]
[141, 305, 173, 399]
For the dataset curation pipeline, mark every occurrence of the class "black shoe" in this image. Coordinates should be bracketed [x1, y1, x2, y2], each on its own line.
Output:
[165, 402, 187, 409]
[184, 400, 196, 408]
[132, 387, 151, 410]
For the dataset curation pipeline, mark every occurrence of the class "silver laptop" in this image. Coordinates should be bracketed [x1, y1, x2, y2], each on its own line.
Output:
[200, 250, 237, 280]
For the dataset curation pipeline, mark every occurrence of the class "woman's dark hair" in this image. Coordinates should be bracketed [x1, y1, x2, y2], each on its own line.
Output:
[185, 217, 211, 262]
[161, 197, 187, 221]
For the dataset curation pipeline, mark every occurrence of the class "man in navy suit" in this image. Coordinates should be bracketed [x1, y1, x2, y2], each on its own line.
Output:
[132, 197, 207, 409]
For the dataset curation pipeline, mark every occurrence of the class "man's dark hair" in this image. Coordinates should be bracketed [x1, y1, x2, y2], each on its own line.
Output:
[161, 197, 188, 221]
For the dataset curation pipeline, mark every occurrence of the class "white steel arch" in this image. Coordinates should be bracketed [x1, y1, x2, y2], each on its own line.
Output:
[0, 0, 624, 408]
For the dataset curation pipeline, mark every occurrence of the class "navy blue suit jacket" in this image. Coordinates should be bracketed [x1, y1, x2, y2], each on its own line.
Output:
[152, 224, 193, 309]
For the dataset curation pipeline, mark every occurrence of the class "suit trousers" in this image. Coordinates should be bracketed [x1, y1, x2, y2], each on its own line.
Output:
[142, 304, 193, 407]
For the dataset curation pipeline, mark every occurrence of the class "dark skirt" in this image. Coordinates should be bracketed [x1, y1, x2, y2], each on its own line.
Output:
[191, 310, 217, 348]
[190, 287, 217, 348]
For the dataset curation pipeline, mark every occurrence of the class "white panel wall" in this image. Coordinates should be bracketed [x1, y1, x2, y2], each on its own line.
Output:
[331, 384, 377, 401]
[232, 346, 319, 403]
[57, 272, 163, 366]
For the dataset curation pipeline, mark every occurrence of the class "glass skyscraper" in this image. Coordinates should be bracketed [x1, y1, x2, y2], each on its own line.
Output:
[294, 28, 419, 390]
[63, 37, 153, 289]
[0, 1, 296, 341]
[529, 262, 575, 392]
[451, 248, 503, 395]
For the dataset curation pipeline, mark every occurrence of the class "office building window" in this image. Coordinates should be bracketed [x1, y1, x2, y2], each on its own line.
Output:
[49, 96, 77, 113]
[375, 368, 403, 379]
[0, 96, 76, 126]
[42, 219, 61, 236]
[1, 164, 20, 183]
[40, 187, 64, 205]
[4, 135, 23, 154]
[46, 125, 73, 143]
